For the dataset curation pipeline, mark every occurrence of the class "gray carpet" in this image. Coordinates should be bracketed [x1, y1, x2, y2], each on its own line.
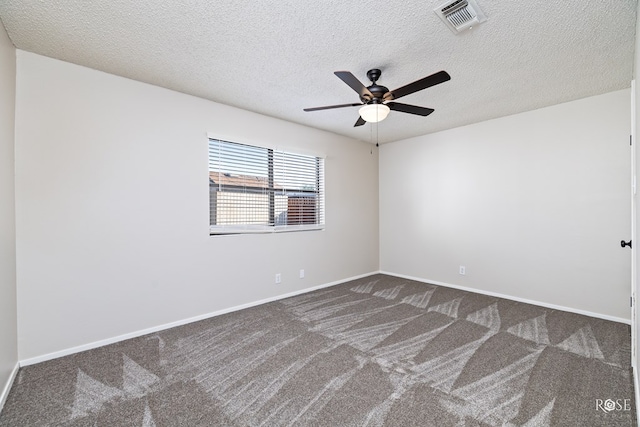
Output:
[0, 274, 635, 426]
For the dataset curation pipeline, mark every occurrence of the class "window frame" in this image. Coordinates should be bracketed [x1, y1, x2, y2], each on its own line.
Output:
[208, 138, 325, 235]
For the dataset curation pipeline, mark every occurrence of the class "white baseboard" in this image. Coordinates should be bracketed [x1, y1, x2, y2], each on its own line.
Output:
[380, 271, 631, 325]
[0, 362, 19, 414]
[19, 271, 379, 367]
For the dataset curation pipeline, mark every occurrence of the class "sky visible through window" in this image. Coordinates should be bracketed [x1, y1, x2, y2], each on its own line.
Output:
[208, 139, 318, 192]
[208, 139, 268, 178]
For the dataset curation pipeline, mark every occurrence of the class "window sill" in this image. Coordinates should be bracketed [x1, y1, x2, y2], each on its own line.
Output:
[210, 224, 325, 235]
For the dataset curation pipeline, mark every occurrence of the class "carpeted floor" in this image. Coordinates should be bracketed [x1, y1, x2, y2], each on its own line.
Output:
[0, 274, 635, 426]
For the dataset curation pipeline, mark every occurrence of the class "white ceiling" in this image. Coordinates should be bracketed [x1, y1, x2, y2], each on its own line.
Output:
[0, 1, 636, 144]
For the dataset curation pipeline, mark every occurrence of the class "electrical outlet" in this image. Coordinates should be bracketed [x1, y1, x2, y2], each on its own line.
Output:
[459, 266, 466, 275]
[299, 269, 305, 279]
[275, 273, 281, 284]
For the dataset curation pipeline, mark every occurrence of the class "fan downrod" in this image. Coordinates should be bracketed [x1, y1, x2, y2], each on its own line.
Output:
[364, 69, 388, 102]
[367, 69, 382, 83]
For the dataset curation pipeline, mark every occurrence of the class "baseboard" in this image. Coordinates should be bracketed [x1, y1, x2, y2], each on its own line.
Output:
[19, 271, 379, 367]
[0, 362, 19, 414]
[380, 271, 631, 325]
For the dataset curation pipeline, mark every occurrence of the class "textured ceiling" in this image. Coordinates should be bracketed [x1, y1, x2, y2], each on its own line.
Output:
[0, 0, 636, 144]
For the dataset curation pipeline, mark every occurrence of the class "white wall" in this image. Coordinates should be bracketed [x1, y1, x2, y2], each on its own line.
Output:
[381, 89, 631, 320]
[0, 19, 17, 407]
[14, 51, 379, 361]
[634, 0, 640, 376]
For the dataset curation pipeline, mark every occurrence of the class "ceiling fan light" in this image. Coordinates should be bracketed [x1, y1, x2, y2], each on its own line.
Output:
[359, 104, 390, 123]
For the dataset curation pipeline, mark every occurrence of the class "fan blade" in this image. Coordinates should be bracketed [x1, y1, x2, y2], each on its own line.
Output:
[387, 102, 435, 116]
[304, 103, 362, 112]
[384, 71, 451, 101]
[354, 116, 366, 127]
[334, 71, 373, 100]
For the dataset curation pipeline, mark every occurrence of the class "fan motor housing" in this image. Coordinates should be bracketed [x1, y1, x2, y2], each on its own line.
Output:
[363, 69, 388, 103]
[363, 85, 389, 103]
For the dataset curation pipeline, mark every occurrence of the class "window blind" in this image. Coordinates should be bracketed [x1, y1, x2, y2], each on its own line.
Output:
[209, 139, 325, 234]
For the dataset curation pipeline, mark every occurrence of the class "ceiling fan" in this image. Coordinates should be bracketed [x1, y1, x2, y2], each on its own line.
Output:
[304, 69, 451, 127]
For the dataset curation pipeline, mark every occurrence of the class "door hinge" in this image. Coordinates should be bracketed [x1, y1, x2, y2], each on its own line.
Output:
[631, 296, 634, 307]
[631, 135, 633, 146]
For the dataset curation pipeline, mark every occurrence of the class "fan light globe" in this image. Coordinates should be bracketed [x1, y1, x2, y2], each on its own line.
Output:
[359, 104, 390, 123]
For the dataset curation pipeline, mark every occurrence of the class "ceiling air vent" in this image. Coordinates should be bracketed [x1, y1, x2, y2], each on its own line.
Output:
[434, 0, 487, 34]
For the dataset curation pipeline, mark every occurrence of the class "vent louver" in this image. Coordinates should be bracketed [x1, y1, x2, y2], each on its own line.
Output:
[435, 0, 487, 34]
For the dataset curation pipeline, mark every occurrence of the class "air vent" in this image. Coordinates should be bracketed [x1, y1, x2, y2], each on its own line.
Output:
[434, 0, 487, 34]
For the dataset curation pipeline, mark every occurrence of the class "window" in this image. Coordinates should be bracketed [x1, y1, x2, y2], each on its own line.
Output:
[209, 138, 325, 234]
